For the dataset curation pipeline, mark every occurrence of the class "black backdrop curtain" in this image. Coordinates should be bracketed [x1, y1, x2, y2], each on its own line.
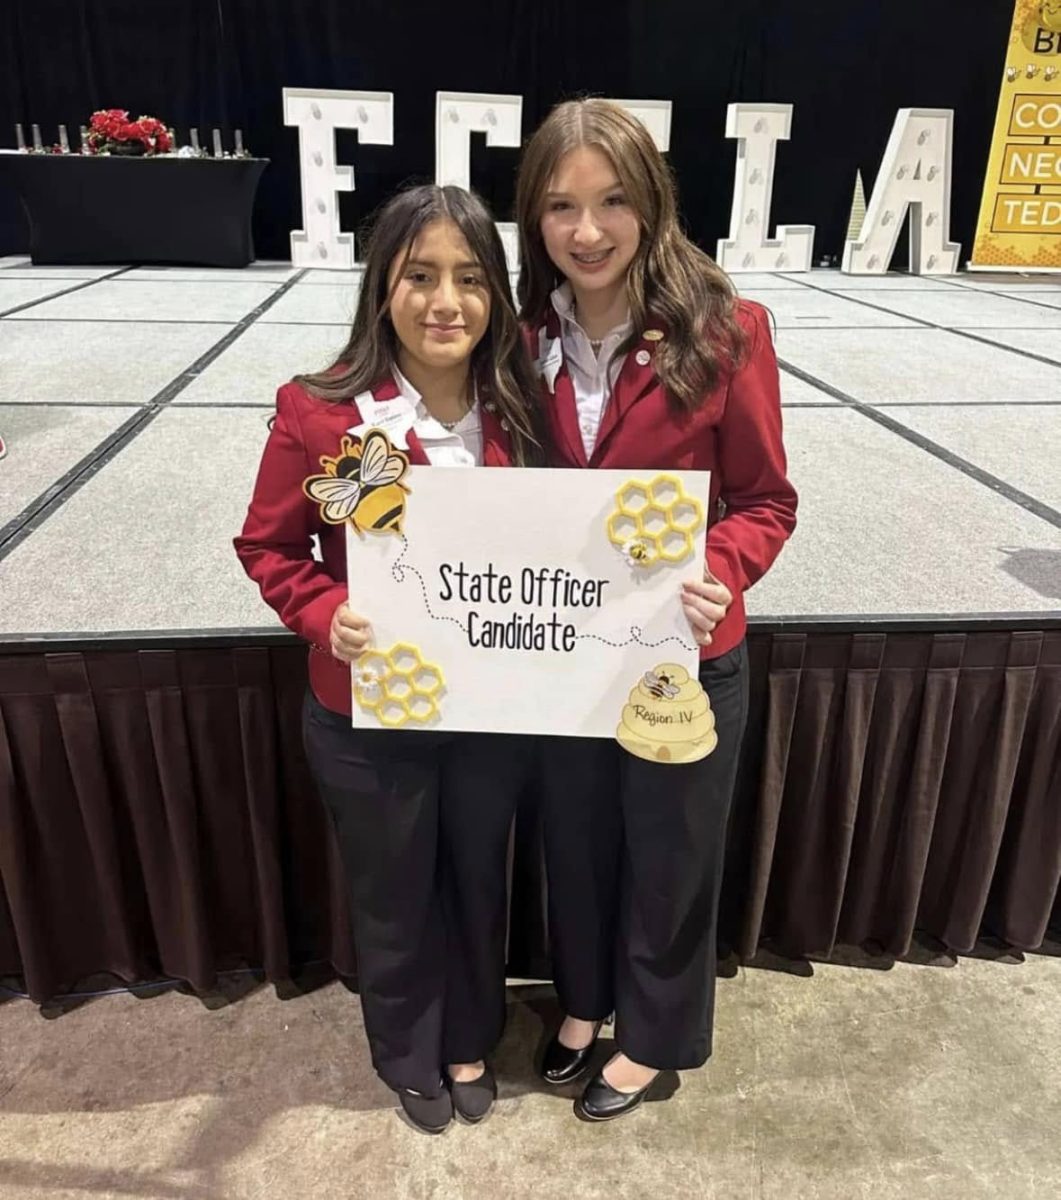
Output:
[1, 1, 1014, 262]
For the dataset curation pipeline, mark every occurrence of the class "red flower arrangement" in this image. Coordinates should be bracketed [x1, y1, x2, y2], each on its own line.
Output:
[85, 109, 173, 156]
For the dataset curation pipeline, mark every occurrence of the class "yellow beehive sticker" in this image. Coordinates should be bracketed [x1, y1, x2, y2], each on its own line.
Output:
[352, 643, 445, 727]
[606, 474, 704, 568]
[616, 663, 718, 764]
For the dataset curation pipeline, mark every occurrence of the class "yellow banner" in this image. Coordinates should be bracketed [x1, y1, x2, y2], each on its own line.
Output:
[971, 1, 1061, 269]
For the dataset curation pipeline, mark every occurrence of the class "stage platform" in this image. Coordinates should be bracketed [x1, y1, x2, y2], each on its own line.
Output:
[1, 260, 1059, 636]
[2, 258, 1059, 1004]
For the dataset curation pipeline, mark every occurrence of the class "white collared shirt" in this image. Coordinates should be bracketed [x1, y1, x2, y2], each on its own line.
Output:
[551, 282, 631, 459]
[393, 366, 482, 467]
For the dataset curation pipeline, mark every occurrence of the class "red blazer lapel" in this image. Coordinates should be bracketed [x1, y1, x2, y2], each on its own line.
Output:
[370, 377, 401, 403]
[481, 405, 512, 467]
[537, 312, 588, 468]
[591, 332, 662, 465]
[405, 430, 431, 466]
[552, 366, 589, 468]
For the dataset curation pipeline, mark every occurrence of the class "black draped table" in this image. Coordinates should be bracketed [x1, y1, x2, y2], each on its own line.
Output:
[1, 154, 268, 267]
[1, 626, 1058, 1002]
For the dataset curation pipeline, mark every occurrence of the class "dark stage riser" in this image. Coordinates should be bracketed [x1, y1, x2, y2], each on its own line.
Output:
[1, 622, 1059, 1002]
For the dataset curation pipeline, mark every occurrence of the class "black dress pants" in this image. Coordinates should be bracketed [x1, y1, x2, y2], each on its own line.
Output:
[302, 690, 531, 1096]
[539, 642, 750, 1070]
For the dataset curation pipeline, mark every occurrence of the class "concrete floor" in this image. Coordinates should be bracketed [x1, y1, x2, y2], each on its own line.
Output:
[1, 943, 1059, 1199]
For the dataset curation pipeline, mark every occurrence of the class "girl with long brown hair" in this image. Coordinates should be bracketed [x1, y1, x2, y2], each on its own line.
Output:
[516, 99, 797, 1121]
[236, 184, 545, 1133]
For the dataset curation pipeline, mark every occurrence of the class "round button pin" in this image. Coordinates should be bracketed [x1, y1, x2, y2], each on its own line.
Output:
[635, 349, 651, 366]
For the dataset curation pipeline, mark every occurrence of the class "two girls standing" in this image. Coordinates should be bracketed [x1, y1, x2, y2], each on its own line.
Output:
[237, 98, 795, 1133]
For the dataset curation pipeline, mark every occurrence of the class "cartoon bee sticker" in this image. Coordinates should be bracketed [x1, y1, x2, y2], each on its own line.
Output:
[643, 669, 680, 700]
[303, 428, 411, 536]
[619, 537, 654, 567]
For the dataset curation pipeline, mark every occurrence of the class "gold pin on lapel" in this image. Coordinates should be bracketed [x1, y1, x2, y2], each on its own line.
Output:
[643, 329, 664, 342]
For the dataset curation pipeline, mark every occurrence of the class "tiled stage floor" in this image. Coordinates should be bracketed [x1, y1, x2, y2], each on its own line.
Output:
[1, 260, 1059, 635]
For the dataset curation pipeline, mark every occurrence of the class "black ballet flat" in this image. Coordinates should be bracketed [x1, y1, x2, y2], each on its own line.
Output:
[540, 1020, 604, 1085]
[397, 1084, 453, 1134]
[448, 1063, 497, 1123]
[575, 1067, 659, 1122]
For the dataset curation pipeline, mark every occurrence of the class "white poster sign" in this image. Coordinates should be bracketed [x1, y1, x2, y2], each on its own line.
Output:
[340, 462, 712, 749]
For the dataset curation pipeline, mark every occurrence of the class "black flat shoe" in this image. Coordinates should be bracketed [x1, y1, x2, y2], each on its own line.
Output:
[448, 1064, 497, 1123]
[540, 1020, 604, 1085]
[397, 1085, 453, 1134]
[576, 1067, 659, 1122]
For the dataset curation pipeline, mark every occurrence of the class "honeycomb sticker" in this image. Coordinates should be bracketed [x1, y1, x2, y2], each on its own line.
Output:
[606, 474, 705, 569]
[353, 642, 445, 727]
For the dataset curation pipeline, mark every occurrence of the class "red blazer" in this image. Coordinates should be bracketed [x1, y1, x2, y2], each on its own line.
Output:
[234, 376, 515, 716]
[530, 299, 797, 660]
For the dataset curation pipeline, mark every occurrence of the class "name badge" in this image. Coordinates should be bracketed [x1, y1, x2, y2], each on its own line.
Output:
[347, 394, 415, 449]
[537, 329, 563, 394]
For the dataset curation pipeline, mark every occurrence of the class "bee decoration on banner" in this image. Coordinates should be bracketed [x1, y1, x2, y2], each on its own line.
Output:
[621, 538, 654, 567]
[643, 669, 680, 700]
[303, 427, 411, 535]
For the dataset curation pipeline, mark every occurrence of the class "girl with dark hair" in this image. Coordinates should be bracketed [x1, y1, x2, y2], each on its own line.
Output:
[236, 184, 546, 1134]
[515, 99, 797, 1121]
